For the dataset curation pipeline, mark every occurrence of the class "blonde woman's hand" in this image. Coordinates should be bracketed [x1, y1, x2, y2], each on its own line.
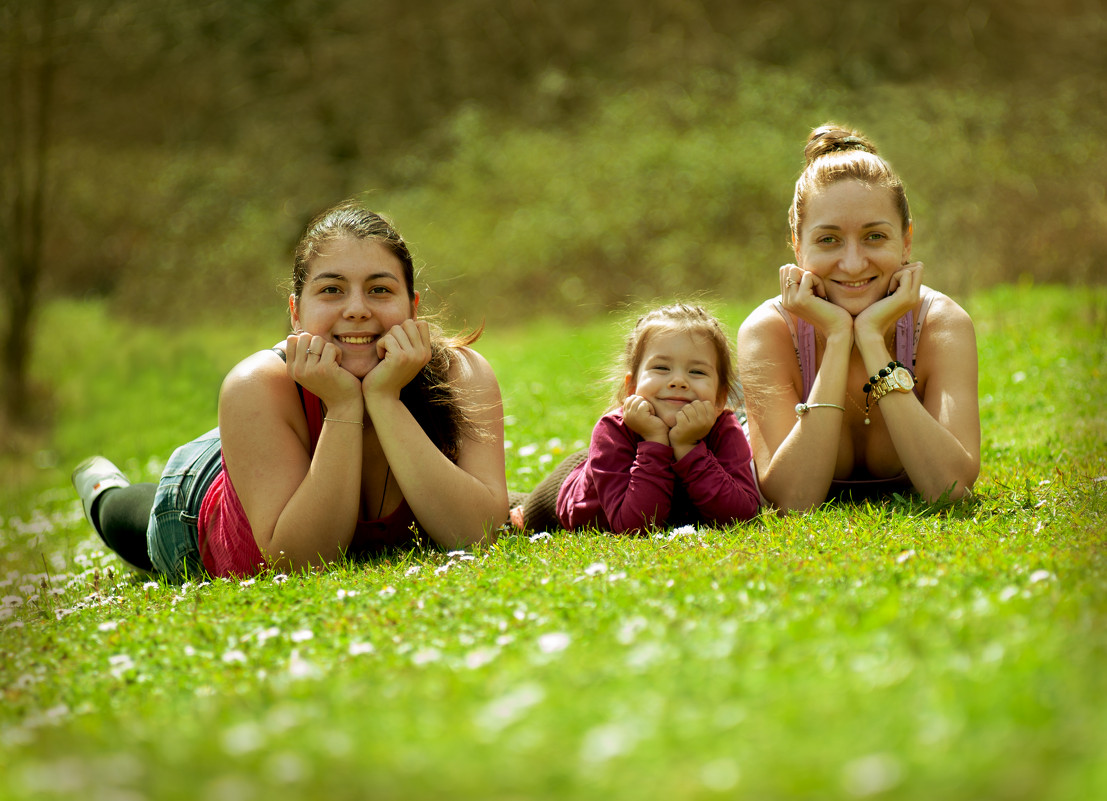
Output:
[779, 264, 853, 340]
[622, 394, 670, 445]
[362, 319, 433, 403]
[669, 399, 719, 453]
[285, 332, 362, 411]
[854, 262, 924, 344]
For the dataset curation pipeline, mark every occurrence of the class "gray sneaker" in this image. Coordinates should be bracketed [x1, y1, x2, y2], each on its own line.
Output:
[72, 456, 130, 533]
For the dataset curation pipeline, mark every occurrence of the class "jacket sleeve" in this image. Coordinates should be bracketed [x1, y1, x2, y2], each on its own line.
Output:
[586, 413, 677, 534]
[671, 412, 761, 524]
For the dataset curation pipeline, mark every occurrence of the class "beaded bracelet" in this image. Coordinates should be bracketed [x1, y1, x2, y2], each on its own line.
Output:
[862, 361, 904, 394]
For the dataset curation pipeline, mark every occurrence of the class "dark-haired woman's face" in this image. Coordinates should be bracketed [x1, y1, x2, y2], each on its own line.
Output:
[290, 237, 418, 379]
[795, 180, 911, 316]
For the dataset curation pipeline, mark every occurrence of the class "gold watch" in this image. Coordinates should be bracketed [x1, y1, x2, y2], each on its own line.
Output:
[869, 364, 916, 405]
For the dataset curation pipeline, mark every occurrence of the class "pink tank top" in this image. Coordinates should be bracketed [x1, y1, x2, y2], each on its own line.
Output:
[197, 385, 423, 578]
[771, 290, 938, 496]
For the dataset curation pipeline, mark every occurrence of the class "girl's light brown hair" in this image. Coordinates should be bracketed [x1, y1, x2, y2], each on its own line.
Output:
[615, 303, 740, 410]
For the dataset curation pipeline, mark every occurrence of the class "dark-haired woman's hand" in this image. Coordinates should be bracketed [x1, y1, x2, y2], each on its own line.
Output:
[854, 262, 924, 345]
[779, 264, 853, 340]
[362, 319, 433, 404]
[285, 332, 363, 412]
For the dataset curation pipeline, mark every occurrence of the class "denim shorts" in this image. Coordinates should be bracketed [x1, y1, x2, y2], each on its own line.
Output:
[146, 427, 223, 580]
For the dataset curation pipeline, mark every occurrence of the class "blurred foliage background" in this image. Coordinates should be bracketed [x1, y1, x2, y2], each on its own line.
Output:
[3, 0, 1106, 350]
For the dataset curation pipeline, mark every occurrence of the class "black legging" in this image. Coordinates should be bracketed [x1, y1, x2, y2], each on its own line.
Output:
[93, 484, 156, 571]
[510, 448, 588, 533]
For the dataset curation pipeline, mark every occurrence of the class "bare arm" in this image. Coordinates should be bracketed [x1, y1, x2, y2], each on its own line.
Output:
[218, 336, 368, 571]
[737, 268, 855, 511]
[855, 290, 980, 501]
[364, 324, 508, 547]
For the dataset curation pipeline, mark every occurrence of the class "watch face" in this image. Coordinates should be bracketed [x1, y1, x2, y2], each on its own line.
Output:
[892, 366, 913, 390]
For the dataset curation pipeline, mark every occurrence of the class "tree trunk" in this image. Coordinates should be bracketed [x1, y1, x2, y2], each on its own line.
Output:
[1, 0, 56, 427]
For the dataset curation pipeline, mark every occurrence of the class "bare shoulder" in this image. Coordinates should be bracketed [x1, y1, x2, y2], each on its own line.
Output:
[737, 298, 796, 364]
[447, 346, 500, 389]
[920, 288, 976, 348]
[738, 298, 788, 339]
[219, 348, 299, 414]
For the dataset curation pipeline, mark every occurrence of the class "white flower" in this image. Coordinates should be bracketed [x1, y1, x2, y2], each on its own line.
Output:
[537, 632, 571, 654]
[222, 649, 248, 664]
[97, 621, 119, 632]
[474, 683, 545, 734]
[287, 649, 319, 679]
[464, 647, 500, 669]
[1029, 569, 1053, 583]
[518, 444, 538, 457]
[239, 579, 256, 588]
[580, 723, 637, 763]
[108, 654, 135, 677]
[412, 648, 442, 666]
[336, 588, 360, 599]
[290, 630, 313, 643]
[377, 586, 395, 598]
[584, 562, 607, 577]
[700, 758, 741, 792]
[254, 626, 281, 644]
[896, 549, 916, 564]
[404, 565, 421, 577]
[222, 722, 264, 755]
[348, 642, 375, 656]
[141, 581, 159, 591]
[271, 574, 289, 584]
[529, 531, 552, 541]
[841, 753, 902, 797]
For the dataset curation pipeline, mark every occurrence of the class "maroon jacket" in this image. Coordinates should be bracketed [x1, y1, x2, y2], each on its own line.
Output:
[556, 409, 760, 534]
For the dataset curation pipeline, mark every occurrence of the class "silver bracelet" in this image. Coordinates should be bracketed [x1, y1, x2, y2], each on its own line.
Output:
[795, 402, 845, 418]
[323, 416, 364, 427]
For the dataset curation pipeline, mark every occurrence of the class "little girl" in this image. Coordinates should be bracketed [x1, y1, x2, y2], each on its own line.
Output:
[511, 303, 760, 534]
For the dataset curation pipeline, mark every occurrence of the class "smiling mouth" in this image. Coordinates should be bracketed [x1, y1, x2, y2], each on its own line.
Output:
[336, 335, 376, 345]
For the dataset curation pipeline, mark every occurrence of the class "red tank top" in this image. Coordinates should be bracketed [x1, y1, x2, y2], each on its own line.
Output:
[197, 385, 424, 578]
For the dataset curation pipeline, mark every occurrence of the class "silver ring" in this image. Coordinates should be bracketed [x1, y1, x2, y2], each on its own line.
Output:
[785, 277, 796, 288]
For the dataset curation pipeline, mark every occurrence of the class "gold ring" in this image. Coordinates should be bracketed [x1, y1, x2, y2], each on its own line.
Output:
[306, 349, 319, 356]
[785, 278, 796, 288]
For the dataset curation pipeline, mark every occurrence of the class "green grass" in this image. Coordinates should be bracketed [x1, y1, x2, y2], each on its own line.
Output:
[1, 285, 1105, 800]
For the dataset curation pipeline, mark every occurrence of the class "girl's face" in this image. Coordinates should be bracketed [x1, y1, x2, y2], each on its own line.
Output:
[626, 328, 722, 428]
[795, 179, 912, 317]
[290, 237, 418, 379]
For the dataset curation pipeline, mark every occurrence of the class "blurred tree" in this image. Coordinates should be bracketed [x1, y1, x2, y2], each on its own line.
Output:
[0, 0, 58, 427]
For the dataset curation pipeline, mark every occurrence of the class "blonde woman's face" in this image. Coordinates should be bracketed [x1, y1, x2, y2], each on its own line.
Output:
[795, 179, 911, 317]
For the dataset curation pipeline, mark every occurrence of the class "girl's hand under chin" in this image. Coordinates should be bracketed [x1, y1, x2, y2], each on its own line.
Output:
[779, 264, 853, 339]
[362, 319, 433, 402]
[622, 395, 670, 444]
[669, 400, 719, 451]
[854, 262, 924, 342]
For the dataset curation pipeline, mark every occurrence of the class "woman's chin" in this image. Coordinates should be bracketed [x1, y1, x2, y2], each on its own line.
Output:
[341, 359, 379, 380]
